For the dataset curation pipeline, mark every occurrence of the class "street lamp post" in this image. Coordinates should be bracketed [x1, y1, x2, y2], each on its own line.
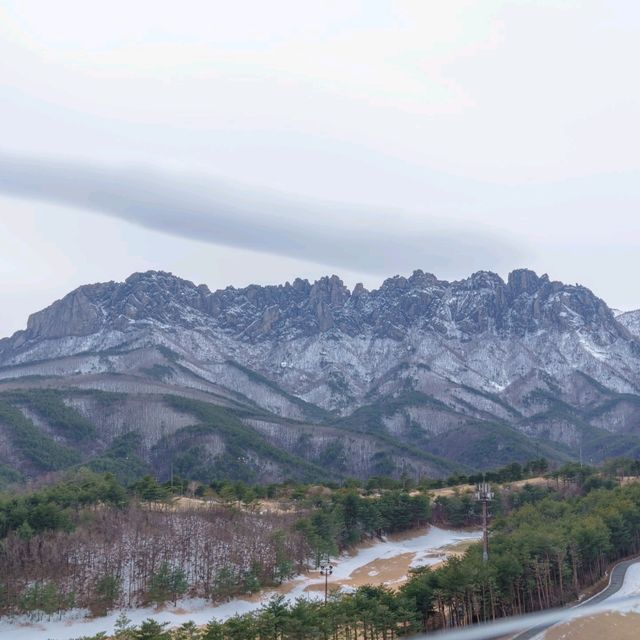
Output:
[319, 556, 334, 604]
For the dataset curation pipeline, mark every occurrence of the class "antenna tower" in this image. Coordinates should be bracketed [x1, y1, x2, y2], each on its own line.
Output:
[475, 477, 494, 563]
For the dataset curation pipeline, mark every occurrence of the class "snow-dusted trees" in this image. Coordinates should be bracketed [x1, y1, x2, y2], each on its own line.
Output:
[0, 503, 307, 616]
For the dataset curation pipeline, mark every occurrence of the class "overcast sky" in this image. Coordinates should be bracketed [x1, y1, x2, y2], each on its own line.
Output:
[1, 0, 640, 338]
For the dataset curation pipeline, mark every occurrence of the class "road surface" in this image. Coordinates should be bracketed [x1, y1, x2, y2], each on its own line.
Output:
[512, 556, 640, 640]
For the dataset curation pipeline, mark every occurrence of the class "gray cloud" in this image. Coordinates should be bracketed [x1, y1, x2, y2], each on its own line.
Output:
[0, 152, 521, 276]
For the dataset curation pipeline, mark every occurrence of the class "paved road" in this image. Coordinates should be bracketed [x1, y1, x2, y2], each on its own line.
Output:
[512, 557, 640, 640]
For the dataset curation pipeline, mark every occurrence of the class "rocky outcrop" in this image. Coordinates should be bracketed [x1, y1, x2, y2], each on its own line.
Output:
[1, 267, 624, 352]
[2, 267, 640, 478]
[0, 266, 639, 438]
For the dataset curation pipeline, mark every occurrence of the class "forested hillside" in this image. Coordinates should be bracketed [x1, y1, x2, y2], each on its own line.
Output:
[0, 387, 458, 486]
[0, 469, 432, 617]
[1, 460, 639, 640]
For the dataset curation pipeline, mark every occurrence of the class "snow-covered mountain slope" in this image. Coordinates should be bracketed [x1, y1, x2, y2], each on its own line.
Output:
[1, 268, 640, 481]
[617, 309, 640, 339]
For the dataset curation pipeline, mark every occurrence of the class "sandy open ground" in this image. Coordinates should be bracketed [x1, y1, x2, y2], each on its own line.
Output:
[297, 525, 481, 594]
[428, 476, 550, 499]
[536, 562, 640, 640]
[147, 496, 298, 515]
[543, 611, 640, 640]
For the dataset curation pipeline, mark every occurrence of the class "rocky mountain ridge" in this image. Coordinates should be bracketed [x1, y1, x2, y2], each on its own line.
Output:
[0, 268, 639, 484]
[1, 268, 625, 350]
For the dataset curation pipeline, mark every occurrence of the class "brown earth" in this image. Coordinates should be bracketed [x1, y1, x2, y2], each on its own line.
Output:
[543, 611, 640, 640]
[150, 476, 552, 513]
[303, 552, 421, 592]
[145, 496, 299, 514]
[440, 538, 478, 556]
[427, 476, 550, 499]
[301, 526, 477, 593]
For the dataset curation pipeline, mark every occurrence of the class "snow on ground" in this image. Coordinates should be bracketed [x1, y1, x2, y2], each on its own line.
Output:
[534, 562, 640, 640]
[285, 525, 481, 599]
[0, 526, 480, 640]
[327, 525, 480, 581]
[606, 563, 640, 601]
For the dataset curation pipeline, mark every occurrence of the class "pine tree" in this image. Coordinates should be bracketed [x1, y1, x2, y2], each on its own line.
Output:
[133, 619, 171, 640]
[212, 566, 237, 601]
[242, 566, 261, 594]
[148, 563, 187, 605]
[113, 612, 135, 640]
[93, 573, 121, 615]
[17, 520, 34, 540]
[173, 621, 202, 640]
[271, 530, 294, 584]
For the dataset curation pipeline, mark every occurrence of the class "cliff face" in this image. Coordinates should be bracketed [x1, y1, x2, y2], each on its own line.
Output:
[3, 267, 622, 347]
[0, 268, 639, 482]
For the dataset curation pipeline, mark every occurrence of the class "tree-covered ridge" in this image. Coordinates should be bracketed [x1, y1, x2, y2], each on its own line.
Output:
[0, 468, 127, 538]
[4, 389, 97, 442]
[0, 377, 631, 492]
[0, 387, 461, 488]
[0, 398, 81, 472]
[0, 455, 550, 541]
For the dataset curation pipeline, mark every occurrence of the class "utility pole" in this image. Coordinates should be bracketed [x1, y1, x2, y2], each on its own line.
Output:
[319, 555, 334, 604]
[475, 477, 494, 563]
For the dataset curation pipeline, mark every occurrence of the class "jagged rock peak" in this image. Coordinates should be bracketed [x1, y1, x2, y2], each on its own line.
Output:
[309, 275, 350, 305]
[507, 268, 545, 295]
[2, 267, 623, 348]
[453, 270, 504, 294]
